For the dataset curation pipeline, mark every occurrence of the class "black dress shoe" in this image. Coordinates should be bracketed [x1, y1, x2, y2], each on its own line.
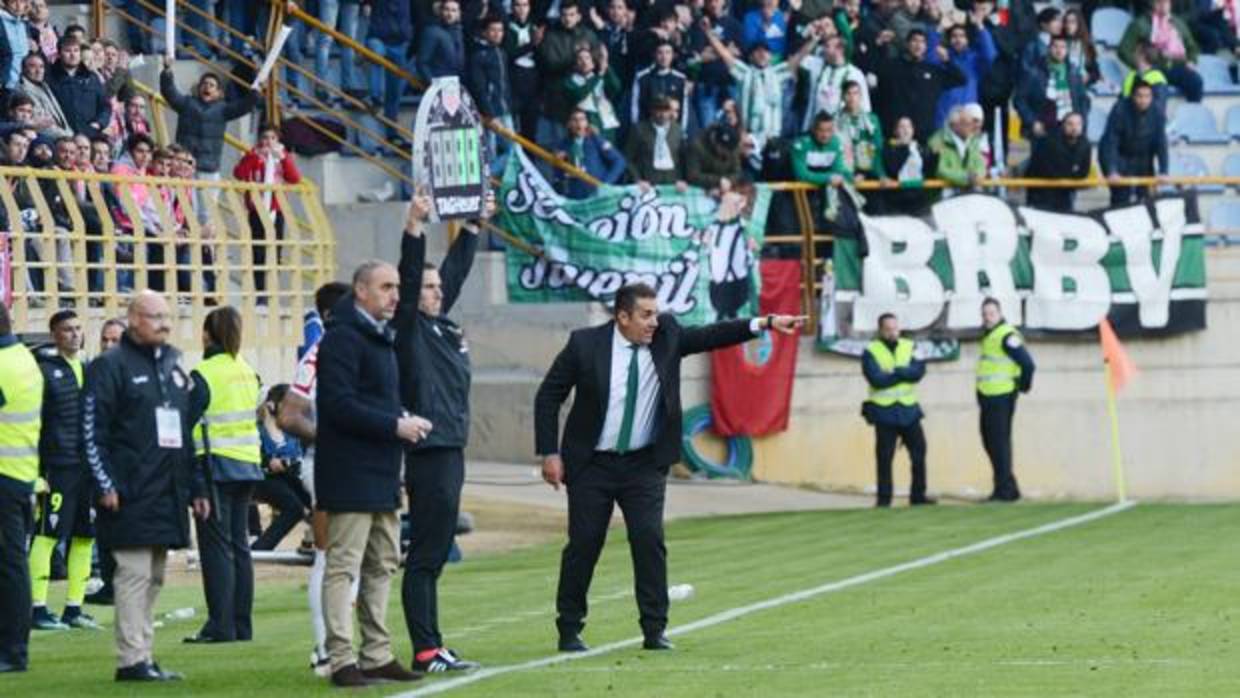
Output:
[115, 662, 169, 682]
[0, 659, 27, 673]
[642, 634, 674, 651]
[558, 634, 589, 652]
[910, 497, 938, 506]
[875, 499, 892, 508]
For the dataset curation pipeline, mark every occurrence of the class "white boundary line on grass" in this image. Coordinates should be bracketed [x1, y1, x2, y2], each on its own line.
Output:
[392, 500, 1137, 697]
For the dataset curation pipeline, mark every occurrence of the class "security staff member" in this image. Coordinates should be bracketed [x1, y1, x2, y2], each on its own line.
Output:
[395, 194, 486, 673]
[0, 303, 44, 673]
[29, 310, 100, 631]
[977, 298, 1035, 502]
[862, 313, 935, 507]
[85, 291, 208, 682]
[185, 306, 263, 643]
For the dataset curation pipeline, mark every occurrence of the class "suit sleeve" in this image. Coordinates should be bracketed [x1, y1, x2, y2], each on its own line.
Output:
[534, 336, 579, 455]
[82, 357, 120, 495]
[315, 330, 401, 442]
[440, 228, 479, 315]
[677, 316, 758, 356]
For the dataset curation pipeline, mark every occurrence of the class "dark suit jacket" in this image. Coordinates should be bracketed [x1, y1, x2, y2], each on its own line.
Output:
[535, 315, 756, 479]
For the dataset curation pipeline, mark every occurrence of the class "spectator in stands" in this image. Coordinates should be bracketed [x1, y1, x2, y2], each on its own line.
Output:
[929, 105, 986, 190]
[873, 29, 965, 143]
[469, 15, 512, 172]
[1099, 80, 1169, 206]
[1020, 7, 1062, 73]
[420, 0, 466, 80]
[934, 12, 997, 130]
[625, 96, 686, 190]
[538, 1, 601, 139]
[837, 81, 885, 181]
[1025, 111, 1091, 212]
[365, 0, 413, 145]
[1188, 0, 1239, 54]
[234, 124, 301, 299]
[631, 40, 688, 128]
[857, 0, 901, 64]
[109, 133, 157, 291]
[1014, 34, 1090, 139]
[89, 135, 110, 172]
[315, 0, 363, 101]
[49, 36, 111, 138]
[563, 45, 623, 142]
[890, 0, 937, 47]
[554, 108, 626, 199]
[597, 0, 634, 90]
[0, 94, 40, 139]
[113, 92, 151, 156]
[685, 122, 743, 196]
[0, 0, 30, 90]
[688, 0, 742, 130]
[792, 111, 851, 186]
[169, 144, 216, 296]
[1119, 0, 1203, 103]
[1122, 40, 1171, 113]
[742, 0, 788, 60]
[799, 33, 868, 133]
[503, 0, 540, 141]
[879, 116, 937, 214]
[18, 53, 71, 141]
[160, 57, 258, 181]
[26, 0, 57, 63]
[97, 40, 132, 99]
[1061, 9, 1101, 87]
[628, 6, 684, 72]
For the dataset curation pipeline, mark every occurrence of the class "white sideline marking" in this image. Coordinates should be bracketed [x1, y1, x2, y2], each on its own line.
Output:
[391, 501, 1137, 697]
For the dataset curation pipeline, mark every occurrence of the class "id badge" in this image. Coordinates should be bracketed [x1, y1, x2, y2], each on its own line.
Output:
[156, 407, 183, 449]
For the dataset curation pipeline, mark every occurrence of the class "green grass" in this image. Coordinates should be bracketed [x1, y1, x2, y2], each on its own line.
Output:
[11, 503, 1240, 696]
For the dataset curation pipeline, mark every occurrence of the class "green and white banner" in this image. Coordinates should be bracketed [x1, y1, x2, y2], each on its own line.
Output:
[499, 150, 772, 325]
[821, 193, 1206, 350]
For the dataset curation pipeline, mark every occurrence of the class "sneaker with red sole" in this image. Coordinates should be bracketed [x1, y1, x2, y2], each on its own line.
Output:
[412, 648, 480, 673]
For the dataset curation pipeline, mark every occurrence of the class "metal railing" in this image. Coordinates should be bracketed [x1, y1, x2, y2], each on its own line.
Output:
[1, 167, 335, 366]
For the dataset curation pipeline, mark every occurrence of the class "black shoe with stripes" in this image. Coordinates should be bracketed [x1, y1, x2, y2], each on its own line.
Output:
[412, 648, 480, 673]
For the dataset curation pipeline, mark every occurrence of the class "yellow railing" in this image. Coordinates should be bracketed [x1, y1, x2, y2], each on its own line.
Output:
[2, 167, 335, 367]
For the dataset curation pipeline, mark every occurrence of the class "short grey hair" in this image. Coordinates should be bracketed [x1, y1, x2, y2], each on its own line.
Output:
[352, 259, 390, 287]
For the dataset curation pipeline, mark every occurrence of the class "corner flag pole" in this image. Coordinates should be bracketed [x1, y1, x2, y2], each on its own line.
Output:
[1102, 360, 1128, 504]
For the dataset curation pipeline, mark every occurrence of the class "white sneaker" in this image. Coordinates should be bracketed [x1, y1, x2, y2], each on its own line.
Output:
[310, 649, 331, 677]
[359, 181, 396, 203]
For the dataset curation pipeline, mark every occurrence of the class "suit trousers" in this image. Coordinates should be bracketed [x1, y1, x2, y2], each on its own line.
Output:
[980, 393, 1021, 500]
[323, 510, 399, 672]
[113, 546, 167, 668]
[402, 447, 464, 653]
[556, 449, 668, 638]
[874, 421, 928, 504]
[0, 486, 31, 669]
[194, 481, 255, 641]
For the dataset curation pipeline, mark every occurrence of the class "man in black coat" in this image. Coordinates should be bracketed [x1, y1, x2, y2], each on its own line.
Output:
[535, 283, 804, 652]
[84, 291, 207, 682]
[1025, 111, 1091, 212]
[873, 29, 966, 143]
[314, 261, 427, 689]
[160, 57, 258, 177]
[1099, 80, 1169, 207]
[48, 36, 111, 138]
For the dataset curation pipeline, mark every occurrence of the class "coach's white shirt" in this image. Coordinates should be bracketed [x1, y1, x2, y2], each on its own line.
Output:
[596, 328, 660, 452]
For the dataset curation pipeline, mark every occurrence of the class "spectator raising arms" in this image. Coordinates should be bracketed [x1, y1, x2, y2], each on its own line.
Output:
[873, 29, 966, 144]
[160, 56, 258, 180]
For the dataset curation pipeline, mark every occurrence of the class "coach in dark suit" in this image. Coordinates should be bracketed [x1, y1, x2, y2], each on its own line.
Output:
[535, 283, 804, 652]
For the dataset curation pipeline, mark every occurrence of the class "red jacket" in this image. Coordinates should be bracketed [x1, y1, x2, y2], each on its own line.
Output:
[232, 148, 302, 213]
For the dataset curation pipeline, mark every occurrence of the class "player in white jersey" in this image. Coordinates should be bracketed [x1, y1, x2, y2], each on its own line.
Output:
[278, 282, 350, 676]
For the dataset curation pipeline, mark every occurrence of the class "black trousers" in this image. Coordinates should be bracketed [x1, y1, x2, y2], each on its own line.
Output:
[248, 209, 285, 294]
[402, 447, 464, 653]
[874, 421, 928, 504]
[251, 474, 310, 551]
[980, 394, 1021, 500]
[0, 485, 32, 668]
[194, 481, 255, 641]
[557, 449, 667, 639]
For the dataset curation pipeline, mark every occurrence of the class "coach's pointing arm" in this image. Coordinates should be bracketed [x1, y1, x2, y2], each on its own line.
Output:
[678, 314, 807, 355]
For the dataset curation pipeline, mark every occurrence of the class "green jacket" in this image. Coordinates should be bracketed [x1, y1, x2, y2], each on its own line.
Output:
[837, 110, 885, 177]
[561, 68, 623, 138]
[624, 120, 685, 185]
[684, 134, 742, 190]
[1118, 15, 1199, 69]
[928, 128, 986, 187]
[791, 133, 851, 185]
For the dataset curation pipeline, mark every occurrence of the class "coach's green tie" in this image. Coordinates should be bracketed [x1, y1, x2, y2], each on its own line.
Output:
[616, 344, 640, 453]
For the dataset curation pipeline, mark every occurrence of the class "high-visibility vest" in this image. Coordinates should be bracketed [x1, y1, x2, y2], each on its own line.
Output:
[0, 343, 44, 484]
[976, 323, 1022, 397]
[192, 353, 261, 464]
[865, 339, 918, 407]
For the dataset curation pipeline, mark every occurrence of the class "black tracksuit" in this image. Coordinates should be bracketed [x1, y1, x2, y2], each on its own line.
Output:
[873, 53, 966, 143]
[1098, 97, 1169, 207]
[33, 347, 93, 541]
[395, 229, 477, 653]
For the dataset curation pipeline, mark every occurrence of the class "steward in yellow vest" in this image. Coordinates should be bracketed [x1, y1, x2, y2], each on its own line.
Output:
[860, 313, 933, 507]
[0, 306, 43, 672]
[977, 299, 1035, 502]
[186, 307, 261, 643]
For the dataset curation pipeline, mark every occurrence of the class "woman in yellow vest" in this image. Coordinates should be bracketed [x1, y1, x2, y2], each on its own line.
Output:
[184, 306, 263, 643]
[977, 298, 1035, 502]
[861, 313, 934, 507]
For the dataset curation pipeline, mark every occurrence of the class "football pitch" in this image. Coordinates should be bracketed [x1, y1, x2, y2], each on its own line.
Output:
[14, 502, 1240, 696]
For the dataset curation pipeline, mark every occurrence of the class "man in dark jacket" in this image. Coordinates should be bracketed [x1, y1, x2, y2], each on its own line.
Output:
[873, 29, 966, 144]
[84, 291, 208, 682]
[49, 36, 111, 138]
[314, 261, 427, 688]
[1025, 111, 1091, 212]
[625, 97, 686, 189]
[1013, 35, 1090, 139]
[684, 123, 742, 195]
[419, 0, 466, 81]
[554, 109, 627, 199]
[364, 0, 413, 135]
[535, 283, 804, 652]
[468, 16, 511, 121]
[395, 195, 487, 673]
[160, 58, 258, 177]
[1099, 81, 1168, 207]
[538, 1, 600, 124]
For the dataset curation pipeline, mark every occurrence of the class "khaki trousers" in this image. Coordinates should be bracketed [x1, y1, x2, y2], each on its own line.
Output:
[323, 511, 399, 672]
[112, 546, 167, 668]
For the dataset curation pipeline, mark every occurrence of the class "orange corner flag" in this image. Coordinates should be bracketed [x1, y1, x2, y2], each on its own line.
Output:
[1099, 318, 1137, 392]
